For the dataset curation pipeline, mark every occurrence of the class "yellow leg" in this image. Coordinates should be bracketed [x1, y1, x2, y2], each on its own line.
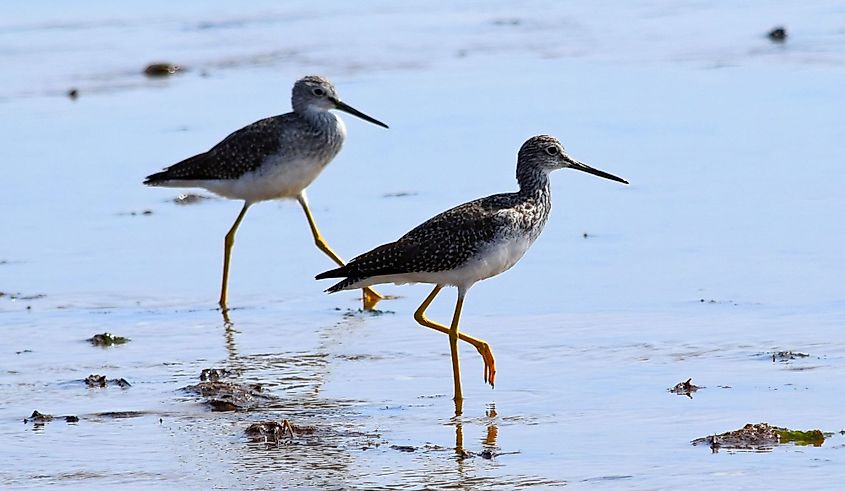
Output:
[448, 293, 465, 403]
[219, 202, 251, 311]
[414, 285, 496, 387]
[297, 192, 384, 310]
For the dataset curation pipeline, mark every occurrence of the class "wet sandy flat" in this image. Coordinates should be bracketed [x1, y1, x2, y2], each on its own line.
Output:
[2, 1, 845, 489]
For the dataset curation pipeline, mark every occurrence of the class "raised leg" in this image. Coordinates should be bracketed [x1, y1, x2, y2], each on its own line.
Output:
[219, 202, 251, 311]
[413, 285, 496, 387]
[297, 192, 384, 310]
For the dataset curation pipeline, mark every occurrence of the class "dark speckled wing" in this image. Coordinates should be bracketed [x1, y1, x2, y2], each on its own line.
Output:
[317, 194, 518, 291]
[144, 113, 304, 184]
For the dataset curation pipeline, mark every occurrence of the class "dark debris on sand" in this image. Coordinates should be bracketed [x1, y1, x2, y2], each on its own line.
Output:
[0, 291, 47, 301]
[183, 381, 272, 411]
[692, 423, 825, 452]
[185, 368, 271, 411]
[772, 351, 810, 362]
[144, 62, 183, 77]
[85, 374, 131, 388]
[768, 26, 787, 43]
[246, 420, 296, 443]
[391, 445, 416, 452]
[343, 308, 396, 318]
[88, 332, 130, 347]
[698, 298, 741, 306]
[93, 411, 148, 419]
[381, 191, 419, 198]
[200, 368, 237, 382]
[24, 410, 78, 425]
[245, 420, 381, 449]
[173, 193, 214, 205]
[668, 378, 701, 397]
[245, 420, 320, 443]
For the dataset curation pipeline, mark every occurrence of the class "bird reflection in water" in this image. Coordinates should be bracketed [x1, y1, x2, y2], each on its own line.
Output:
[452, 402, 499, 459]
[220, 309, 239, 362]
[483, 403, 499, 448]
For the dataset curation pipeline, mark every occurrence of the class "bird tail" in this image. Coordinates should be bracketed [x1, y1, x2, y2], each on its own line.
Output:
[315, 266, 361, 293]
[316, 241, 401, 293]
[143, 170, 168, 186]
[327, 277, 365, 293]
[144, 153, 209, 186]
[315, 266, 347, 280]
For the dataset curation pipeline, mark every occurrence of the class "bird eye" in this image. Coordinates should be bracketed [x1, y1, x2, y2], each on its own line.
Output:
[545, 146, 559, 156]
[312, 88, 325, 97]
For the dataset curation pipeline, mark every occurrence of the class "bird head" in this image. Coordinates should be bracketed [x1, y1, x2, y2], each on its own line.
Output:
[518, 135, 628, 184]
[292, 75, 388, 128]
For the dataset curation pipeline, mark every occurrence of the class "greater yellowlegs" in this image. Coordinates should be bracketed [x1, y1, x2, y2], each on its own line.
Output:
[145, 75, 388, 312]
[317, 135, 627, 403]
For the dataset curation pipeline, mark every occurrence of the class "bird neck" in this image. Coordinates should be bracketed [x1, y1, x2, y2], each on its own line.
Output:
[516, 166, 551, 199]
[513, 166, 552, 239]
[299, 107, 335, 128]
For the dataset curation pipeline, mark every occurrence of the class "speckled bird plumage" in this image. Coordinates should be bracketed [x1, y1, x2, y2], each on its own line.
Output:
[143, 75, 389, 312]
[146, 112, 342, 182]
[318, 134, 627, 400]
[144, 75, 376, 203]
[317, 135, 612, 293]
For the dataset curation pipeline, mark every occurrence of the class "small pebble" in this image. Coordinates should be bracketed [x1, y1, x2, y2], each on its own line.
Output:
[144, 62, 182, 77]
[768, 26, 787, 42]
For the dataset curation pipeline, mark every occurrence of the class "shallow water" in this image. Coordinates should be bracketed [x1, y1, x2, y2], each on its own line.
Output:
[2, 1, 845, 489]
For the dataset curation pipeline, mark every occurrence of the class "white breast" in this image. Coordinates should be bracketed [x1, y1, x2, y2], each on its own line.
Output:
[203, 156, 328, 203]
[453, 235, 533, 285]
[347, 235, 534, 291]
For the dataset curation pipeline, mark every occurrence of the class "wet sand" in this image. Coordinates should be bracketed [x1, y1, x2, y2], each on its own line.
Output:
[3, 1, 845, 489]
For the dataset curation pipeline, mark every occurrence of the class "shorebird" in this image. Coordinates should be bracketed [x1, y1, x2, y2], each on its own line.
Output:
[316, 135, 627, 404]
[145, 75, 388, 312]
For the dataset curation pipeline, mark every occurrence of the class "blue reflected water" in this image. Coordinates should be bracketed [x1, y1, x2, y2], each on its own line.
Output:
[2, 1, 844, 489]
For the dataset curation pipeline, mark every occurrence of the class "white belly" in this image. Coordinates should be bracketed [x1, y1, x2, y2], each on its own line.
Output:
[443, 236, 533, 285]
[348, 235, 533, 291]
[180, 157, 328, 203]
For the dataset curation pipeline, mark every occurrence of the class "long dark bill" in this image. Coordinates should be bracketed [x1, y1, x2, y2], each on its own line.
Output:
[332, 99, 389, 129]
[569, 158, 628, 184]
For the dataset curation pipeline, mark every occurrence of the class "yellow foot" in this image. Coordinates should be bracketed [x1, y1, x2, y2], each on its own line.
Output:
[475, 342, 496, 388]
[362, 287, 384, 310]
